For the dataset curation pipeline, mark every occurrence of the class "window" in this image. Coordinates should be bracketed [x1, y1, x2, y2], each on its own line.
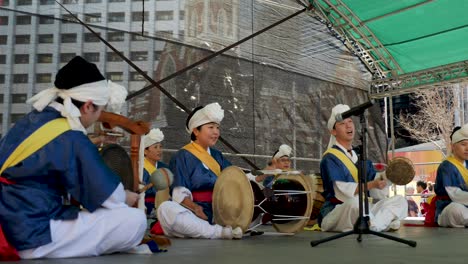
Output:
[131, 51, 148, 61]
[85, 0, 102, 3]
[130, 72, 146, 81]
[11, 114, 25, 123]
[131, 33, 148, 41]
[11, 94, 27, 103]
[38, 34, 53, 43]
[0, 0, 9, 6]
[37, 53, 53, 63]
[40, 0, 55, 4]
[13, 74, 28, 84]
[107, 52, 123, 62]
[84, 13, 101, 23]
[84, 32, 101, 42]
[0, 35, 6, 44]
[156, 11, 173, 21]
[15, 35, 30, 44]
[153, 51, 161, 60]
[107, 72, 123, 82]
[16, 15, 31, 25]
[60, 53, 76, 63]
[39, 16, 54, 24]
[62, 14, 76, 24]
[36, 73, 52, 83]
[61, 33, 77, 43]
[107, 32, 125, 42]
[17, 0, 32, 5]
[109, 0, 125, 2]
[83, 52, 99, 62]
[0, 55, 5, 64]
[0, 16, 8, 26]
[108, 12, 125, 23]
[132, 12, 149, 22]
[62, 0, 77, 4]
[0, 74, 4, 84]
[14, 54, 29, 64]
[156, 30, 172, 38]
[179, 10, 185, 20]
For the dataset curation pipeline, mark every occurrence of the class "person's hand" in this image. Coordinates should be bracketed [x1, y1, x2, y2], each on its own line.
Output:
[194, 205, 208, 220]
[255, 174, 268, 182]
[369, 180, 387, 190]
[125, 190, 139, 207]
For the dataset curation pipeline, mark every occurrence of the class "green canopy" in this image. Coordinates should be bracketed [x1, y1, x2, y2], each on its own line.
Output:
[311, 0, 468, 97]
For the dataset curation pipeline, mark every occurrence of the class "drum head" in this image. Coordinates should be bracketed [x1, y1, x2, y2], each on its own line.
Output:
[213, 166, 254, 232]
[386, 157, 415, 185]
[272, 174, 313, 233]
[99, 144, 134, 190]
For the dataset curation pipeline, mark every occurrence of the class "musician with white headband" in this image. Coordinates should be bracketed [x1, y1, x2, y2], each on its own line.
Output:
[140, 128, 171, 216]
[431, 124, 468, 227]
[154, 103, 243, 239]
[0, 56, 161, 259]
[262, 144, 293, 188]
[318, 104, 407, 233]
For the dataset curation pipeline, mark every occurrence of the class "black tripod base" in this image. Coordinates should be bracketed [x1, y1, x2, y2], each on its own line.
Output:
[310, 216, 417, 248]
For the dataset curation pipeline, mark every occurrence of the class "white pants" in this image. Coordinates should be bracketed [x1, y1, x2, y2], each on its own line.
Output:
[157, 201, 230, 239]
[321, 195, 407, 232]
[437, 202, 468, 227]
[19, 207, 147, 259]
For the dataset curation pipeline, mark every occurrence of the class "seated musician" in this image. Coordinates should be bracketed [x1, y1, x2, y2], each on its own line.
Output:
[156, 103, 243, 239]
[319, 104, 407, 232]
[142, 128, 170, 217]
[0, 56, 158, 259]
[262, 144, 293, 188]
[432, 124, 468, 227]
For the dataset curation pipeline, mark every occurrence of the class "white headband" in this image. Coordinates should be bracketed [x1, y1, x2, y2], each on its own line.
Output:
[452, 123, 468, 144]
[143, 128, 164, 148]
[327, 104, 350, 149]
[273, 144, 292, 160]
[186, 102, 224, 133]
[27, 80, 127, 133]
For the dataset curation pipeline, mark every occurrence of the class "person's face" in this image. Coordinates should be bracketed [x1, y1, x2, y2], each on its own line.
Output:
[273, 156, 291, 170]
[79, 101, 104, 128]
[332, 118, 354, 143]
[452, 140, 468, 161]
[416, 185, 424, 193]
[145, 142, 163, 162]
[194, 122, 220, 148]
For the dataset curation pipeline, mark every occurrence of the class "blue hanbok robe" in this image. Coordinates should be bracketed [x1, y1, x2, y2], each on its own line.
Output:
[434, 160, 468, 220]
[0, 107, 121, 250]
[319, 145, 376, 223]
[169, 148, 231, 223]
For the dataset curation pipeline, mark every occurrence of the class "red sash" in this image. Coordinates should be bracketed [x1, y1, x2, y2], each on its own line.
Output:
[0, 176, 20, 261]
[424, 195, 449, 227]
[192, 190, 213, 203]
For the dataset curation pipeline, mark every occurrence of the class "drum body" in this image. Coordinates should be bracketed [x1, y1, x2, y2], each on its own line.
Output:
[213, 166, 313, 234]
[386, 157, 415, 185]
[307, 174, 324, 221]
[99, 144, 134, 190]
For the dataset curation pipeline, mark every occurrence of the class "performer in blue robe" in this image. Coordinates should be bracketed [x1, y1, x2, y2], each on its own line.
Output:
[262, 144, 293, 188]
[157, 103, 242, 239]
[433, 124, 468, 227]
[318, 104, 407, 232]
[141, 128, 171, 216]
[0, 56, 151, 259]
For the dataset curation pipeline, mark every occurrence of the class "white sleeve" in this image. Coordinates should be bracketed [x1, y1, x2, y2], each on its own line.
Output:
[102, 183, 128, 209]
[172, 186, 193, 204]
[369, 172, 390, 199]
[446, 186, 468, 205]
[245, 172, 257, 182]
[334, 181, 358, 201]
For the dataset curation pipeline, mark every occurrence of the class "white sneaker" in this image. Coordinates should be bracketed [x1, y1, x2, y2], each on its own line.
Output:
[388, 220, 401, 231]
[221, 226, 244, 239]
[232, 227, 243, 239]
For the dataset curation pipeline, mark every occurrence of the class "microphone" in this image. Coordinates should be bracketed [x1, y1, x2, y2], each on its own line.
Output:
[335, 100, 375, 122]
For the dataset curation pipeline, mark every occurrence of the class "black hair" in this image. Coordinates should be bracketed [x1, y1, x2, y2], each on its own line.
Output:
[416, 181, 427, 190]
[186, 106, 204, 141]
[55, 97, 97, 110]
[451, 126, 462, 141]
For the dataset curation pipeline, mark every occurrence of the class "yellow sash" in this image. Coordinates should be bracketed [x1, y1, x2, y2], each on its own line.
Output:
[144, 158, 157, 174]
[323, 148, 358, 182]
[0, 118, 70, 175]
[183, 142, 221, 176]
[446, 156, 468, 185]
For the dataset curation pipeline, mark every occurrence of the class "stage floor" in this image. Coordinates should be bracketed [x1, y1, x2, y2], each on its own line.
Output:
[17, 224, 464, 264]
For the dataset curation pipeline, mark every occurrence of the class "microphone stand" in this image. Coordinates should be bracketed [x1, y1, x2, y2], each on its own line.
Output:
[310, 111, 417, 247]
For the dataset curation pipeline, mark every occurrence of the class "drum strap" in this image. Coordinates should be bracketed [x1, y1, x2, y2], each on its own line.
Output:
[183, 142, 221, 176]
[144, 158, 157, 174]
[323, 148, 358, 182]
[446, 156, 468, 185]
[0, 118, 70, 179]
